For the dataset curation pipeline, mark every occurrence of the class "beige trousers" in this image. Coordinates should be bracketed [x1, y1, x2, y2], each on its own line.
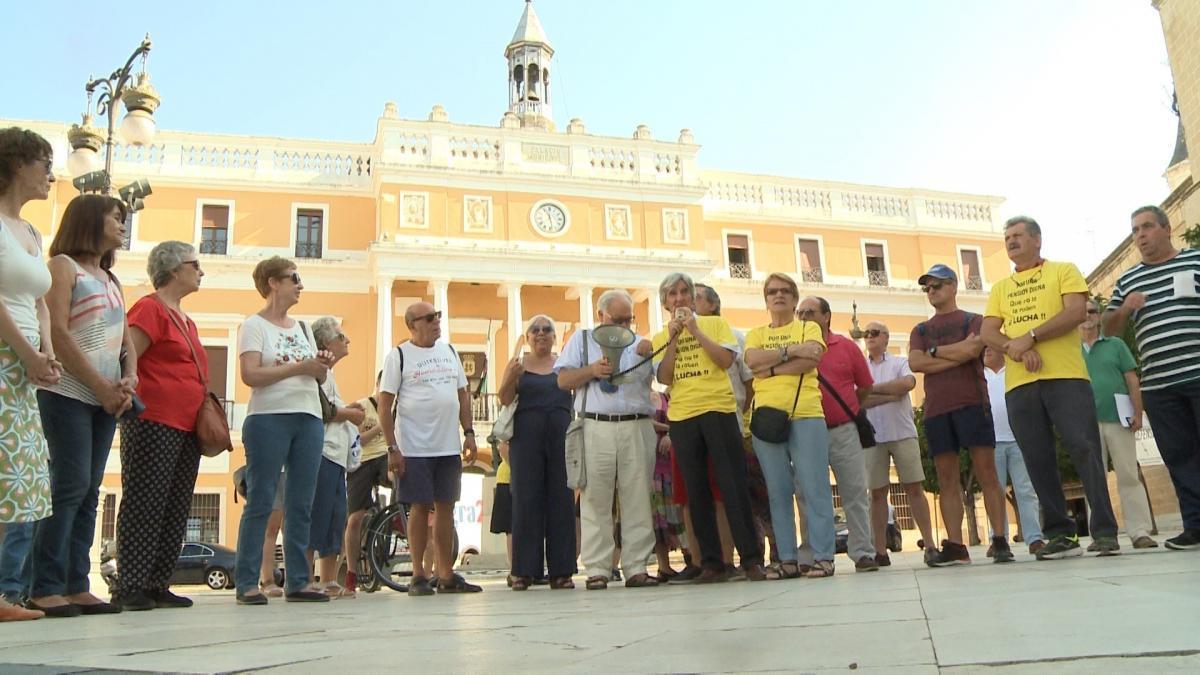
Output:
[578, 418, 656, 579]
[1098, 422, 1153, 541]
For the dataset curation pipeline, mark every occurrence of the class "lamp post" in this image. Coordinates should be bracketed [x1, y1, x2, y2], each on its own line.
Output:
[849, 300, 865, 340]
[67, 35, 160, 197]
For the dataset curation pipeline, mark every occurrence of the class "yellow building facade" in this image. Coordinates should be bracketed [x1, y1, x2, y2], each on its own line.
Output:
[4, 2, 1009, 550]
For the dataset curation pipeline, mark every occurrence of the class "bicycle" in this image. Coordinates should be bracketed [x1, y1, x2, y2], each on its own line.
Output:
[362, 492, 460, 593]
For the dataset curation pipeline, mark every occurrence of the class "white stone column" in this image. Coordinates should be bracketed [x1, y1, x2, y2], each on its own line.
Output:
[505, 283, 523, 351]
[578, 285, 595, 330]
[431, 279, 451, 342]
[649, 287, 664, 335]
[375, 274, 394, 372]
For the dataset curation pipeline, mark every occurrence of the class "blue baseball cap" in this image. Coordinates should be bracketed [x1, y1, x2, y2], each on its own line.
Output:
[918, 264, 957, 286]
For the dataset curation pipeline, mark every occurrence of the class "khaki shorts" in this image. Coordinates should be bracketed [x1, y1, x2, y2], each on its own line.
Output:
[865, 437, 925, 490]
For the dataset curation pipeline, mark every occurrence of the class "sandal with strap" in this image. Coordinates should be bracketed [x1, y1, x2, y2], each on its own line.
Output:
[779, 562, 803, 579]
[510, 576, 532, 591]
[585, 576, 608, 590]
[549, 576, 575, 590]
[260, 583, 284, 598]
[323, 583, 356, 599]
[806, 560, 835, 579]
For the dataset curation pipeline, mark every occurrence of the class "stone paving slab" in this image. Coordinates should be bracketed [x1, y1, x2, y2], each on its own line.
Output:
[2, 543, 1197, 674]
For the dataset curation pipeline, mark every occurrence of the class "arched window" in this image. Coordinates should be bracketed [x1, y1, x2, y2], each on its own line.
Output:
[513, 64, 525, 99]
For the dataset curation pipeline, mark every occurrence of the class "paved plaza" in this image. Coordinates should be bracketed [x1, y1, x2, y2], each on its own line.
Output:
[2, 535, 1198, 674]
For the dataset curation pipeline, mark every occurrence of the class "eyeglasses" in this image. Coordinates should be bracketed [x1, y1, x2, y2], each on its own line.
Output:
[765, 287, 794, 297]
[607, 315, 633, 326]
[921, 281, 947, 293]
[37, 158, 53, 175]
[181, 260, 201, 271]
[277, 272, 302, 285]
[529, 325, 554, 335]
[334, 332, 348, 341]
[414, 310, 443, 324]
[1086, 309, 1099, 315]
[797, 308, 817, 318]
[865, 329, 886, 338]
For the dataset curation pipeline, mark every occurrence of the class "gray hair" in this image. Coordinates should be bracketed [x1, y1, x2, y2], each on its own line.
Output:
[311, 316, 341, 349]
[1005, 215, 1041, 237]
[658, 272, 695, 306]
[694, 283, 721, 315]
[596, 289, 634, 314]
[525, 314, 555, 333]
[1131, 205, 1169, 228]
[146, 241, 196, 289]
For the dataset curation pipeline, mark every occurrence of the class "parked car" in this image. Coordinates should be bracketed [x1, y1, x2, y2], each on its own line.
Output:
[171, 542, 238, 590]
[833, 507, 903, 555]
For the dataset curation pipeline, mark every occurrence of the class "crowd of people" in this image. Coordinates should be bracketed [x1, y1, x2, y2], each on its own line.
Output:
[2, 125, 1199, 622]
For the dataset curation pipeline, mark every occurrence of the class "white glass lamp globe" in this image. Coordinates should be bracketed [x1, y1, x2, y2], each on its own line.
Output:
[120, 109, 157, 146]
[67, 146, 101, 176]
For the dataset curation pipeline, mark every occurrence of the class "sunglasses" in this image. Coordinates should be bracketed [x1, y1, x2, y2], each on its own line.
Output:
[921, 281, 947, 293]
[277, 272, 302, 285]
[865, 329, 886, 338]
[414, 310, 443, 324]
[797, 308, 817, 318]
[181, 260, 202, 271]
[529, 325, 554, 335]
[765, 287, 794, 297]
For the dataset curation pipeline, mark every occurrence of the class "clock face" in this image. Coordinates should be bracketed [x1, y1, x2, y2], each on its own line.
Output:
[531, 202, 568, 236]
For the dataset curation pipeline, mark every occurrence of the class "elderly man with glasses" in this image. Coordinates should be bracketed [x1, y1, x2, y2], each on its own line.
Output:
[909, 264, 1011, 566]
[556, 289, 660, 589]
[379, 301, 481, 595]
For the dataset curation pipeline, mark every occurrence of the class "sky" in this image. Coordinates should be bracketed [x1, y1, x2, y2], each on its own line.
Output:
[2, 0, 1178, 273]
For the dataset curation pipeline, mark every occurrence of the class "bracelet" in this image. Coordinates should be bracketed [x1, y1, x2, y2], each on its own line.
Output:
[770, 366, 776, 377]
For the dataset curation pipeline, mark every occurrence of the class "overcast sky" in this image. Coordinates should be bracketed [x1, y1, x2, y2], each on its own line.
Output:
[4, 0, 1177, 272]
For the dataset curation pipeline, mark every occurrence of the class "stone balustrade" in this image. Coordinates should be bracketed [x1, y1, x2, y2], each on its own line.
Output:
[701, 171, 1003, 233]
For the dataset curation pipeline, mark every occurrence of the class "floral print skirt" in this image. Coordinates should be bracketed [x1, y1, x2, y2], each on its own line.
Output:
[0, 339, 52, 523]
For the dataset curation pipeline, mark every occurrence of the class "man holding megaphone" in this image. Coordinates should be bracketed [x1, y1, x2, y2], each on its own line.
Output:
[555, 289, 660, 590]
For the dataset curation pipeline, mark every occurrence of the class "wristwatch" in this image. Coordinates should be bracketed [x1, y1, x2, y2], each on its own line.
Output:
[463, 429, 475, 437]
[929, 345, 939, 358]
[387, 444, 400, 453]
[779, 346, 790, 363]
[1029, 329, 1039, 343]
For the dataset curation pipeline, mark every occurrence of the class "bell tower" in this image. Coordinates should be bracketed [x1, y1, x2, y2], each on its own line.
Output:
[506, 0, 555, 131]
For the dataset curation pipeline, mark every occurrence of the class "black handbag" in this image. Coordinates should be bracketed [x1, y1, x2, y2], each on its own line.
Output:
[817, 373, 877, 448]
[751, 372, 805, 444]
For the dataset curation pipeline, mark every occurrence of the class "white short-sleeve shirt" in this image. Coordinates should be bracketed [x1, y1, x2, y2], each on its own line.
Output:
[238, 315, 321, 419]
[380, 341, 468, 458]
[865, 353, 918, 443]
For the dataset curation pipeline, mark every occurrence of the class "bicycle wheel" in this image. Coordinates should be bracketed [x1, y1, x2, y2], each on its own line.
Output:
[365, 502, 413, 593]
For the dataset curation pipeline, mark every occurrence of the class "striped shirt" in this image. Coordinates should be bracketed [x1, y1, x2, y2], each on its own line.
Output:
[1109, 248, 1200, 391]
[43, 256, 126, 405]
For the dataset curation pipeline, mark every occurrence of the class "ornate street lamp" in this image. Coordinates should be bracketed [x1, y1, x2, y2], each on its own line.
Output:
[849, 300, 865, 340]
[67, 35, 160, 197]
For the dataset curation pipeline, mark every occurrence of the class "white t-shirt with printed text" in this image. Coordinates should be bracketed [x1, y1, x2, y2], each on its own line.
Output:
[380, 341, 468, 458]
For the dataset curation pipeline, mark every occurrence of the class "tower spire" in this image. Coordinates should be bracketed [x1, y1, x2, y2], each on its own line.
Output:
[505, 1, 555, 130]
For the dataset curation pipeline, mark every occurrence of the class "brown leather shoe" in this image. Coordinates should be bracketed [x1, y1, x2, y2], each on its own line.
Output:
[693, 567, 730, 584]
[743, 564, 779, 581]
[1028, 539, 1046, 555]
[1132, 536, 1159, 549]
[624, 573, 660, 588]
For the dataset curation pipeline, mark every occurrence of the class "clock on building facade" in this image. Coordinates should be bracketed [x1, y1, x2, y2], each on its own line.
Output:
[530, 199, 569, 237]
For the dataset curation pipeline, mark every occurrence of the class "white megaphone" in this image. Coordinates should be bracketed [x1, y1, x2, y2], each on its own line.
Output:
[591, 323, 637, 392]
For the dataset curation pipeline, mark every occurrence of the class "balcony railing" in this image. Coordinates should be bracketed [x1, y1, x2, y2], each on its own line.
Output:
[295, 241, 322, 259]
[729, 263, 752, 279]
[801, 267, 824, 284]
[965, 276, 984, 291]
[867, 270, 890, 287]
[472, 393, 501, 424]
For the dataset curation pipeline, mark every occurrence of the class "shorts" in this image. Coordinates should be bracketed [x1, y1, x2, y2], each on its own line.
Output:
[490, 483, 512, 534]
[865, 437, 925, 489]
[670, 450, 723, 506]
[347, 454, 389, 513]
[397, 455, 462, 505]
[308, 458, 347, 557]
[924, 405, 996, 457]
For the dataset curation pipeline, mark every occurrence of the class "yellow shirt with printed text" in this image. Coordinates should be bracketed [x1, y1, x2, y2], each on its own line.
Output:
[652, 315, 738, 421]
[745, 320, 826, 419]
[984, 260, 1091, 392]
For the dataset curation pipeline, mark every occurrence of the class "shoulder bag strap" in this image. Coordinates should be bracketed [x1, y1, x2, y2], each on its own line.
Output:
[579, 330, 589, 416]
[154, 295, 207, 386]
[817, 372, 858, 420]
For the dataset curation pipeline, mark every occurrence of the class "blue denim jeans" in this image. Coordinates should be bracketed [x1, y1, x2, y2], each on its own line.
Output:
[0, 521, 34, 596]
[992, 441, 1044, 546]
[28, 391, 117, 597]
[235, 413, 323, 594]
[752, 418, 835, 562]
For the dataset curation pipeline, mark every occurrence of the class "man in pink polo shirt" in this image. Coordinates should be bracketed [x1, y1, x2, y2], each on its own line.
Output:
[798, 296, 879, 572]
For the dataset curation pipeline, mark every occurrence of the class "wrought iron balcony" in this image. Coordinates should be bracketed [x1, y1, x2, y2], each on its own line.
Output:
[729, 262, 752, 279]
[801, 267, 824, 283]
[965, 276, 984, 291]
[867, 270, 890, 287]
[295, 241, 322, 259]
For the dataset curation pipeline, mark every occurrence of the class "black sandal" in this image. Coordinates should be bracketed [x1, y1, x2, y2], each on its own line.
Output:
[549, 576, 575, 590]
[510, 576, 532, 591]
[779, 562, 802, 579]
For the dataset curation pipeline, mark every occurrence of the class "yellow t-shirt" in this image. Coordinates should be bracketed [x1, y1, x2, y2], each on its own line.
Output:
[354, 397, 390, 462]
[984, 260, 1091, 392]
[745, 320, 826, 419]
[652, 315, 738, 421]
[495, 458, 510, 485]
